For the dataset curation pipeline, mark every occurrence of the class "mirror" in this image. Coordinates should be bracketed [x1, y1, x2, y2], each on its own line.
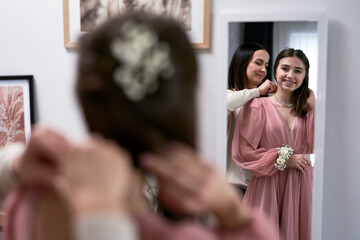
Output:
[215, 12, 328, 239]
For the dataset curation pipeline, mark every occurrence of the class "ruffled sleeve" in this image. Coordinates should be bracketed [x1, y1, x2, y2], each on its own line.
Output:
[231, 99, 278, 177]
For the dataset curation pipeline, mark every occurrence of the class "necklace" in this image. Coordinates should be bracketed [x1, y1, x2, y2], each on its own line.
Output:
[275, 94, 293, 107]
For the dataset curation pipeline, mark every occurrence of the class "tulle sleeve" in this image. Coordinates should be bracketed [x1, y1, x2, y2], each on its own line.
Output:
[231, 99, 278, 177]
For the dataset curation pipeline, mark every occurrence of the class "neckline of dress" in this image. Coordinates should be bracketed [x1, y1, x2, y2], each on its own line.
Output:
[264, 97, 297, 132]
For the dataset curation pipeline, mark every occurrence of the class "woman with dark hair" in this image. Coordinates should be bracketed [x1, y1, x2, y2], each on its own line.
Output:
[227, 43, 276, 192]
[1, 13, 278, 240]
[232, 48, 314, 240]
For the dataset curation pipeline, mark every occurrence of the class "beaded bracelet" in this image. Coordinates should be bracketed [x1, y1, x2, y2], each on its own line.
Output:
[274, 144, 294, 171]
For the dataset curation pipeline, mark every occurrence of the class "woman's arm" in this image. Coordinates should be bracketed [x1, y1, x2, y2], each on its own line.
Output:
[227, 89, 260, 112]
[61, 136, 138, 240]
[139, 143, 277, 239]
[140, 143, 251, 228]
[227, 80, 276, 112]
[231, 100, 279, 177]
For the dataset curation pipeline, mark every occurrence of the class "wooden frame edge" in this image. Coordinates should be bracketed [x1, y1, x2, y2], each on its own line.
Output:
[63, 0, 77, 48]
[63, 0, 210, 49]
[192, 0, 211, 49]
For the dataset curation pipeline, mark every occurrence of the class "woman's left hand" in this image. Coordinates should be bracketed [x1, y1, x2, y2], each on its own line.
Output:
[140, 143, 250, 229]
[13, 126, 70, 183]
[61, 136, 134, 216]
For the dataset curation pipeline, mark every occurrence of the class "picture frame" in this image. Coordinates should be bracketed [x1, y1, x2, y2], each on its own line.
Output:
[63, 0, 210, 49]
[0, 75, 36, 147]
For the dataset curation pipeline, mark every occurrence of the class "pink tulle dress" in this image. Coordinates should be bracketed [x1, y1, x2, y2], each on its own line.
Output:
[232, 97, 314, 240]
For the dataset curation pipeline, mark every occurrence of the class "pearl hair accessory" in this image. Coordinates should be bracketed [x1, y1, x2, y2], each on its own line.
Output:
[110, 21, 174, 101]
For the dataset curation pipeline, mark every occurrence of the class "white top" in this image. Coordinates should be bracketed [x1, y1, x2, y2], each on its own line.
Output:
[227, 89, 260, 112]
[75, 213, 138, 240]
[226, 89, 259, 188]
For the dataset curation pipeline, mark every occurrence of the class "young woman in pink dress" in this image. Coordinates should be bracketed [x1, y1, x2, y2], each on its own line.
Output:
[232, 48, 314, 240]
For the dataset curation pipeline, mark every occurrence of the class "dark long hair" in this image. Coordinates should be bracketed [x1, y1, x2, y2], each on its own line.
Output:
[228, 42, 269, 90]
[273, 48, 310, 116]
[76, 12, 197, 166]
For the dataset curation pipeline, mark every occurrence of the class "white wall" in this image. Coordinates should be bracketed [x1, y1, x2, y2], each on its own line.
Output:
[0, 0, 87, 141]
[0, 0, 360, 239]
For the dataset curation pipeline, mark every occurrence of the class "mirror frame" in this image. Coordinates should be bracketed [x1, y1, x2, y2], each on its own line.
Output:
[215, 11, 328, 240]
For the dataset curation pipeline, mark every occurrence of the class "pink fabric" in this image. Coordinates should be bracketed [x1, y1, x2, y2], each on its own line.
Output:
[135, 210, 278, 240]
[232, 97, 314, 240]
[3, 186, 49, 240]
[3, 185, 278, 240]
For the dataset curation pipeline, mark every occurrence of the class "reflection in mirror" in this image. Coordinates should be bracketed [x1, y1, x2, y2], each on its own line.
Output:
[228, 21, 318, 95]
[226, 21, 317, 239]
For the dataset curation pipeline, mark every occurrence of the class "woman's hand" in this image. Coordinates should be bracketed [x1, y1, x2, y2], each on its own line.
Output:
[140, 143, 250, 229]
[286, 154, 311, 173]
[61, 136, 133, 216]
[12, 126, 70, 183]
[258, 79, 277, 95]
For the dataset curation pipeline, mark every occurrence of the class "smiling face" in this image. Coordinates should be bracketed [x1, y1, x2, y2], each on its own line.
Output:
[275, 56, 306, 92]
[245, 49, 270, 88]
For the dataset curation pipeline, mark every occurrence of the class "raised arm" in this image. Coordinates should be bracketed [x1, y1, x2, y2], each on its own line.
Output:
[140, 143, 278, 239]
[227, 80, 276, 112]
[0, 127, 69, 201]
[231, 100, 279, 177]
[61, 136, 138, 240]
[227, 89, 260, 112]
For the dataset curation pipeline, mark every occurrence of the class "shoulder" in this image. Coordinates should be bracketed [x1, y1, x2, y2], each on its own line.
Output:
[246, 97, 268, 109]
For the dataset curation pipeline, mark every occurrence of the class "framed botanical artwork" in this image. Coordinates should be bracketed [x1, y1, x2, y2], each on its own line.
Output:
[63, 0, 210, 49]
[0, 75, 35, 147]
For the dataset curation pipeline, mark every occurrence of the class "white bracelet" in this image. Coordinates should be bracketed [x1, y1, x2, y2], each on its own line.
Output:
[274, 144, 293, 171]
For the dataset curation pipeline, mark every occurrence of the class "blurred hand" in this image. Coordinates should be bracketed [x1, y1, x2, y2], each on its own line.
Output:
[258, 79, 277, 95]
[287, 154, 311, 173]
[307, 88, 316, 110]
[12, 126, 70, 183]
[61, 136, 133, 216]
[140, 143, 250, 229]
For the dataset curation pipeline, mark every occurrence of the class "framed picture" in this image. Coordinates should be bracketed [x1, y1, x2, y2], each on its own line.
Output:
[0, 75, 35, 147]
[63, 0, 210, 49]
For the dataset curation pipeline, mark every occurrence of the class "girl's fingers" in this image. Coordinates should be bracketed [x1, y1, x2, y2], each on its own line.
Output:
[161, 143, 208, 182]
[140, 153, 202, 193]
[140, 153, 173, 178]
